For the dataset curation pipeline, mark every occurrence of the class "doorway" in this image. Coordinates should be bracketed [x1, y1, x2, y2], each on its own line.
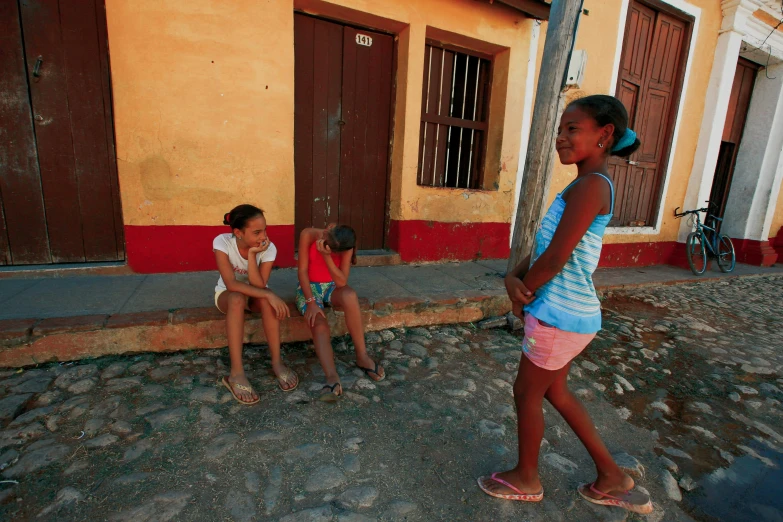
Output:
[609, 0, 691, 227]
[293, 13, 394, 250]
[708, 57, 759, 231]
[0, 0, 124, 265]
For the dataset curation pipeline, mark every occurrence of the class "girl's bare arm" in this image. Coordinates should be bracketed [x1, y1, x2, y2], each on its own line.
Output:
[522, 175, 608, 292]
[215, 251, 276, 299]
[322, 248, 351, 287]
[297, 229, 316, 299]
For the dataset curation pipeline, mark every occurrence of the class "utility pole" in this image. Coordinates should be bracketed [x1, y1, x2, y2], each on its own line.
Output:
[508, 0, 584, 271]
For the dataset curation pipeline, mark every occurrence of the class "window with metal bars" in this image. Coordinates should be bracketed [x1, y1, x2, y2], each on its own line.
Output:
[418, 41, 491, 190]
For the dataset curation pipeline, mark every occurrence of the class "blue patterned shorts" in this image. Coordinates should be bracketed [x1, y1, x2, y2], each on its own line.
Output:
[295, 282, 336, 315]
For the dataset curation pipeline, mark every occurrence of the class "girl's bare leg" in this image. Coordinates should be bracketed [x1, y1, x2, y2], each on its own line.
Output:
[310, 314, 339, 389]
[330, 285, 384, 379]
[481, 354, 559, 495]
[218, 291, 258, 402]
[545, 362, 634, 495]
[249, 297, 297, 390]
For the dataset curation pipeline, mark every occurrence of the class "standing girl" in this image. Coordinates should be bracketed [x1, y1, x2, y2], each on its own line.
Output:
[297, 225, 385, 401]
[213, 204, 298, 405]
[477, 95, 653, 514]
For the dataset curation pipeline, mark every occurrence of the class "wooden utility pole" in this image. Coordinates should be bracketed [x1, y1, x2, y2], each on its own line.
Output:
[508, 0, 584, 271]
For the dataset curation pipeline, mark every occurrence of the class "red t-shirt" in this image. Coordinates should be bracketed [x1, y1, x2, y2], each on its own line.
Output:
[307, 241, 343, 283]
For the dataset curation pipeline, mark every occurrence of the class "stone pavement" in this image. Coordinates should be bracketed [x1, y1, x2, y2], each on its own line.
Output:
[1, 260, 781, 367]
[0, 274, 781, 520]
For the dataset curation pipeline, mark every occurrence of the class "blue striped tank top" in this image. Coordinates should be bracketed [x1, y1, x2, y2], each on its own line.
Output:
[524, 173, 614, 334]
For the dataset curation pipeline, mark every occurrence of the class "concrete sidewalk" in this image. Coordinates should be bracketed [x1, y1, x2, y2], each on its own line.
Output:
[0, 260, 780, 367]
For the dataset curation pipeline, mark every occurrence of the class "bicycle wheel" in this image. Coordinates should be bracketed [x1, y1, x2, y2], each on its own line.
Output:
[686, 232, 707, 275]
[716, 234, 736, 272]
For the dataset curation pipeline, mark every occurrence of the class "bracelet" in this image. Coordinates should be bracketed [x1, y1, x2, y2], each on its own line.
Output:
[305, 297, 316, 303]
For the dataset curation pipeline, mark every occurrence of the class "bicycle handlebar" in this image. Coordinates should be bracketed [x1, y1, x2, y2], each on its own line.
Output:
[674, 207, 709, 219]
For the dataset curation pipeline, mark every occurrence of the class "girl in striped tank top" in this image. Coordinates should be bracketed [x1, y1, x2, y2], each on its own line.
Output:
[478, 95, 653, 515]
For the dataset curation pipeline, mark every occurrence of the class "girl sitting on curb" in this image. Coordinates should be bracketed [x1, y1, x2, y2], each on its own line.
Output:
[296, 224, 385, 401]
[213, 204, 298, 404]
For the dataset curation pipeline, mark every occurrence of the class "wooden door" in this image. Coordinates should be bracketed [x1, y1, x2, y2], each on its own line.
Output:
[609, 1, 690, 227]
[709, 58, 759, 228]
[294, 14, 394, 250]
[0, 0, 123, 266]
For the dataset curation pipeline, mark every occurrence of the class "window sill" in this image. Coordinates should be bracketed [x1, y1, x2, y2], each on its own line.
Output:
[605, 226, 659, 236]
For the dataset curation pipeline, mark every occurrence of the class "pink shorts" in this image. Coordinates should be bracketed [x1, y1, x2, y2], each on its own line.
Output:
[521, 314, 596, 371]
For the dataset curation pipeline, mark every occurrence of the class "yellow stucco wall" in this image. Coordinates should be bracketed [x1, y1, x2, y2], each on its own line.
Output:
[770, 183, 783, 240]
[106, 0, 534, 228]
[542, 0, 722, 245]
[106, 0, 296, 227]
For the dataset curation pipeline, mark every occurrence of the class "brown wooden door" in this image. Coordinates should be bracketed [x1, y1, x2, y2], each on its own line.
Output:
[0, 0, 123, 266]
[294, 14, 393, 250]
[609, 1, 690, 227]
[709, 58, 759, 228]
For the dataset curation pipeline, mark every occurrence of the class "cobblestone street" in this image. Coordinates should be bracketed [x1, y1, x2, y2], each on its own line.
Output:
[0, 275, 781, 521]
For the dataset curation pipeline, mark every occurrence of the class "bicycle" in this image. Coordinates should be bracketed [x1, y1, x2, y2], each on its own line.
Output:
[674, 204, 736, 275]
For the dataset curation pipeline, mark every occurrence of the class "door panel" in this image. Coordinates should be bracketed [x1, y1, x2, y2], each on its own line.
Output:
[339, 25, 393, 249]
[0, 0, 50, 264]
[608, 1, 689, 227]
[59, 0, 122, 261]
[20, 0, 84, 262]
[293, 15, 343, 241]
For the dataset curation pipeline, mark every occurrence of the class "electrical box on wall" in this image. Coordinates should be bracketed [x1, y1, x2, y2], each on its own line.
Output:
[566, 50, 587, 88]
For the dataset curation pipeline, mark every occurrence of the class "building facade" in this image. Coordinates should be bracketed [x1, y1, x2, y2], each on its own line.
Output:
[2, 0, 782, 273]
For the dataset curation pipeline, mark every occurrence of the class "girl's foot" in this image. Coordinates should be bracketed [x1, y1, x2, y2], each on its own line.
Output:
[221, 375, 260, 405]
[584, 471, 635, 500]
[577, 476, 653, 514]
[355, 354, 385, 381]
[477, 470, 544, 502]
[272, 362, 299, 392]
[319, 381, 342, 402]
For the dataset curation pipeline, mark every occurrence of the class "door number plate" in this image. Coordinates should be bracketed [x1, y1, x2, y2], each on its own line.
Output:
[356, 34, 373, 47]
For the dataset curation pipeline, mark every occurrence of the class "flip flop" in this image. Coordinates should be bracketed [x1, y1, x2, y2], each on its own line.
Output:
[275, 368, 299, 392]
[577, 482, 653, 514]
[356, 361, 385, 382]
[220, 376, 260, 405]
[319, 382, 342, 403]
[477, 473, 544, 502]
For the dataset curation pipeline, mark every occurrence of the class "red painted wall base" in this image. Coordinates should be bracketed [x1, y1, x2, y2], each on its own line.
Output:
[125, 225, 296, 273]
[387, 220, 510, 263]
[124, 223, 780, 273]
[732, 238, 778, 267]
[599, 241, 678, 268]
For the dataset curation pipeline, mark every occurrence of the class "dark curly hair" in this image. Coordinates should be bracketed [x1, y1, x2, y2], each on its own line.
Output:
[326, 225, 357, 265]
[568, 95, 641, 158]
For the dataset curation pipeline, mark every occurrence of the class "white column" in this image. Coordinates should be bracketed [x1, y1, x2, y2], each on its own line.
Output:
[510, 22, 540, 244]
[722, 63, 783, 241]
[677, 0, 754, 242]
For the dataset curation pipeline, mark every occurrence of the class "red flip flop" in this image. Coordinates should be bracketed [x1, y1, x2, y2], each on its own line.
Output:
[577, 482, 653, 514]
[477, 473, 544, 502]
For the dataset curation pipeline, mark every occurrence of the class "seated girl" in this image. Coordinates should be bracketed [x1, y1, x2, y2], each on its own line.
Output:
[296, 224, 384, 401]
[213, 204, 298, 404]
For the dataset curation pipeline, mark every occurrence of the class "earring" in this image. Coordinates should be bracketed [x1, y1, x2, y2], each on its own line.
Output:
[598, 143, 604, 149]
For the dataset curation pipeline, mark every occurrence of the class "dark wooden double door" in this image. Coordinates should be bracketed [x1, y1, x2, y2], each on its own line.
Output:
[294, 14, 393, 250]
[609, 1, 690, 227]
[1, 0, 123, 266]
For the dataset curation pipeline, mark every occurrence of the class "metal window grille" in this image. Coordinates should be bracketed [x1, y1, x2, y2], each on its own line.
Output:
[418, 42, 491, 189]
